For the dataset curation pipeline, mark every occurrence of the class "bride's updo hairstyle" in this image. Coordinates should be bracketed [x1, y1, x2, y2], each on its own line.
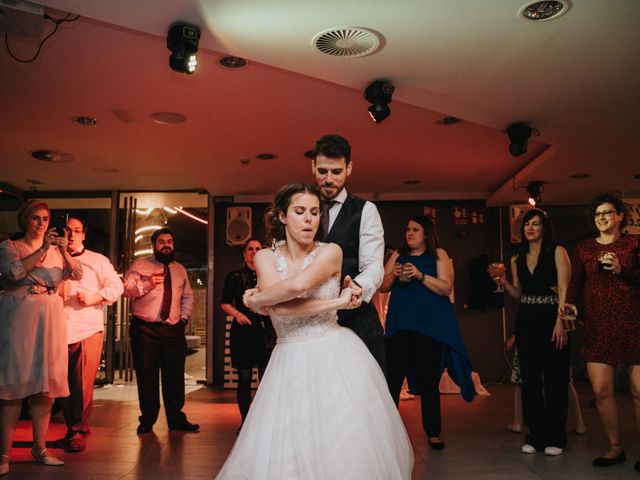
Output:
[265, 182, 322, 244]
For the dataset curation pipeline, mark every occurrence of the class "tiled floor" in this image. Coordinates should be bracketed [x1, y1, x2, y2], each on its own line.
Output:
[5, 381, 640, 479]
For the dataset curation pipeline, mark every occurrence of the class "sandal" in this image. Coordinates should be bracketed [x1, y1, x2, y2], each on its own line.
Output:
[0, 454, 9, 476]
[31, 448, 64, 466]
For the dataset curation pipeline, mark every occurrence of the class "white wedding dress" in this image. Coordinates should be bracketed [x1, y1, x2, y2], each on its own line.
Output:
[216, 243, 414, 480]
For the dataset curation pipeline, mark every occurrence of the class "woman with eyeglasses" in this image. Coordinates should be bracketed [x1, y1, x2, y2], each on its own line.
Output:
[564, 193, 640, 470]
[494, 209, 571, 456]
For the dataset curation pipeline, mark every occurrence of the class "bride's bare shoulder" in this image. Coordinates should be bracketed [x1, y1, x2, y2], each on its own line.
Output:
[317, 242, 342, 258]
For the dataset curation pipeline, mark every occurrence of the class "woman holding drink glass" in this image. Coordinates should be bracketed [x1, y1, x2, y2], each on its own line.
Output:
[381, 215, 475, 450]
[493, 208, 571, 456]
[564, 193, 640, 469]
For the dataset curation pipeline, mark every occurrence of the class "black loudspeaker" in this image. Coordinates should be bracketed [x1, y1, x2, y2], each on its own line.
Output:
[226, 207, 251, 246]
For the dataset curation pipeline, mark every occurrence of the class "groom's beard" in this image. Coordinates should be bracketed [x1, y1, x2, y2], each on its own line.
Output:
[153, 247, 175, 265]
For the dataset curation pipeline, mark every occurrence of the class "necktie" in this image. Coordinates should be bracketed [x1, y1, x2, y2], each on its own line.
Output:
[160, 264, 172, 321]
[321, 201, 336, 238]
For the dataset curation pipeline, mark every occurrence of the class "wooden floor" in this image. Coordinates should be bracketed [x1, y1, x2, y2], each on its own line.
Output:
[5, 381, 640, 479]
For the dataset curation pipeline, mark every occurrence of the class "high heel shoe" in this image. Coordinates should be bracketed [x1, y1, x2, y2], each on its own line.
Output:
[428, 438, 445, 450]
[0, 454, 9, 476]
[506, 423, 524, 433]
[31, 448, 64, 466]
[592, 450, 625, 467]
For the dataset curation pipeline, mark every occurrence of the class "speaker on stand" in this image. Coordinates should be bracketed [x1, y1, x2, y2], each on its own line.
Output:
[226, 206, 252, 246]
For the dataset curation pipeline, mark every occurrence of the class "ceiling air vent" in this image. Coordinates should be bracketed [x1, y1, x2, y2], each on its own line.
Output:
[313, 27, 381, 58]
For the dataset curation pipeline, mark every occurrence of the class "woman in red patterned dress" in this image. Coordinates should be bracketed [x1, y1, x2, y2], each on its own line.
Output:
[564, 193, 640, 470]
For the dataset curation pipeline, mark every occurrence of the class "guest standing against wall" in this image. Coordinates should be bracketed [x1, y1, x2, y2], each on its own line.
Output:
[564, 193, 640, 469]
[381, 214, 475, 450]
[53, 216, 123, 452]
[0, 200, 82, 474]
[221, 238, 275, 432]
[494, 209, 571, 456]
[123, 227, 198, 435]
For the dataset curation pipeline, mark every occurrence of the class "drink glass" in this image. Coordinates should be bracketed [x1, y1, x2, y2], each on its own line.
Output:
[487, 262, 506, 292]
[398, 263, 411, 282]
[562, 306, 577, 332]
[597, 252, 614, 272]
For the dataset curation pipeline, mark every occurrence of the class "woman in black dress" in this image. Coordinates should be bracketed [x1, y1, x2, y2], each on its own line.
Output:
[494, 209, 571, 456]
[221, 238, 275, 430]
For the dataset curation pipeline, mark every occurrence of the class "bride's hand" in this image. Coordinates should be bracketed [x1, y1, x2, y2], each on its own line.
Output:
[243, 288, 259, 309]
[338, 287, 353, 309]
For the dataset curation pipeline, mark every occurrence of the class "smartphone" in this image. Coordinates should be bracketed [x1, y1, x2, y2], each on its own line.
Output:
[50, 212, 68, 236]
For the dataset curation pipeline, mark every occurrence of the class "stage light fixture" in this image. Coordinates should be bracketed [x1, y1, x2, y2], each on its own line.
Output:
[527, 181, 543, 206]
[167, 24, 201, 74]
[506, 122, 539, 156]
[364, 81, 394, 123]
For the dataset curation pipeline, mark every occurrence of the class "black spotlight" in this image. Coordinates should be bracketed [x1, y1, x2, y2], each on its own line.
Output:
[526, 181, 543, 206]
[506, 122, 539, 156]
[364, 81, 394, 123]
[167, 24, 201, 74]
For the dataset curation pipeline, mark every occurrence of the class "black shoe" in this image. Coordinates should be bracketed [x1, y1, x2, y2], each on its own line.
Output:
[428, 439, 445, 450]
[592, 451, 625, 467]
[136, 424, 153, 435]
[169, 421, 199, 432]
[51, 432, 73, 449]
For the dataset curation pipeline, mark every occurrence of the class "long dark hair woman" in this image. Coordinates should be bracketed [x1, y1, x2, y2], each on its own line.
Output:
[494, 208, 571, 456]
[380, 214, 475, 450]
[220, 238, 276, 432]
[564, 193, 640, 468]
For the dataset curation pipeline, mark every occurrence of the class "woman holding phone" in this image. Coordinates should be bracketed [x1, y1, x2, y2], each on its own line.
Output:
[0, 200, 82, 474]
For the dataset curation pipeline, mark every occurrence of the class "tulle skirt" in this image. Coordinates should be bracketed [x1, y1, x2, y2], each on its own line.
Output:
[216, 326, 413, 479]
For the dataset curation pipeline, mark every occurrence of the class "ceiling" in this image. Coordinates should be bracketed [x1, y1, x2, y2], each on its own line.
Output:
[1, 0, 639, 206]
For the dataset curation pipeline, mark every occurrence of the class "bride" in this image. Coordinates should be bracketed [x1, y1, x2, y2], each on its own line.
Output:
[216, 183, 413, 479]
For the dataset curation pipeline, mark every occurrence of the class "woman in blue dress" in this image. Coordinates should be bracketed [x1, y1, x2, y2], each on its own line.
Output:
[381, 214, 475, 450]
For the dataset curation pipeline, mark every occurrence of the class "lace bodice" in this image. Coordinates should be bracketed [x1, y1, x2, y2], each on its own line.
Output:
[270, 242, 341, 343]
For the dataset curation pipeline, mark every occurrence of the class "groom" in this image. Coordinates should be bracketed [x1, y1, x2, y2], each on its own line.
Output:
[310, 134, 386, 374]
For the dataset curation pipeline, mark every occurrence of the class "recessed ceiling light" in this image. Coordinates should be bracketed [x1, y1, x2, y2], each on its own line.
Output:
[218, 56, 248, 69]
[72, 116, 97, 126]
[150, 112, 186, 124]
[519, 1, 570, 21]
[256, 153, 277, 160]
[404, 179, 421, 185]
[570, 173, 591, 179]
[30, 150, 75, 163]
[437, 116, 461, 125]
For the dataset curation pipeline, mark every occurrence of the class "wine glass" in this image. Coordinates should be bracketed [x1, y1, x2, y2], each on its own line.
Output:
[487, 262, 506, 292]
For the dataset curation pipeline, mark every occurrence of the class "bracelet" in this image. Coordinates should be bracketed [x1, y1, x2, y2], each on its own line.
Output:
[417, 272, 425, 282]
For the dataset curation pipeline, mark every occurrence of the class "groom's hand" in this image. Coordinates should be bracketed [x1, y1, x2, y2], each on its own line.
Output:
[343, 275, 363, 307]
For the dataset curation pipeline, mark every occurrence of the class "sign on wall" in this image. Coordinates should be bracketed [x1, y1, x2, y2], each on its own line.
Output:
[624, 198, 640, 235]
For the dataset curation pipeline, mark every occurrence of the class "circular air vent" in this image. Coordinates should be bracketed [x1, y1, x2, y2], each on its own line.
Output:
[312, 27, 381, 58]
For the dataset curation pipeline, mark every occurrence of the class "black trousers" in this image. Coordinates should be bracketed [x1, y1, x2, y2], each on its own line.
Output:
[386, 330, 442, 437]
[130, 317, 188, 428]
[338, 302, 386, 376]
[516, 305, 570, 449]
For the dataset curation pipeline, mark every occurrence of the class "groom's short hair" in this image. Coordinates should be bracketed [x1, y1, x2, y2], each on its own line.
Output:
[311, 134, 351, 164]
